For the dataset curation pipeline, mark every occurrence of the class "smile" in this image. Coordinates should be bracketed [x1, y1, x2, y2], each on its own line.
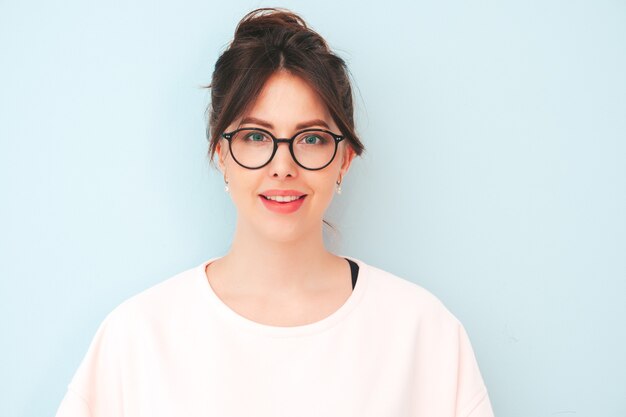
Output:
[259, 194, 307, 214]
[261, 195, 305, 202]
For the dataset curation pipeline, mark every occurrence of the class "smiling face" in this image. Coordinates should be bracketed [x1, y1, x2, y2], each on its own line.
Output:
[216, 70, 355, 243]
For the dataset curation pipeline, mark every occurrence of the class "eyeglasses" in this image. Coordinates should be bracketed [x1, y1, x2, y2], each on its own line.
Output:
[222, 127, 345, 170]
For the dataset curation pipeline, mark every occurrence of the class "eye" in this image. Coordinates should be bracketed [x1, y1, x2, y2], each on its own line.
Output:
[299, 134, 326, 145]
[244, 131, 270, 142]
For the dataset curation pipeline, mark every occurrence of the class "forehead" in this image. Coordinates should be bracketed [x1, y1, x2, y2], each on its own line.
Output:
[241, 71, 335, 130]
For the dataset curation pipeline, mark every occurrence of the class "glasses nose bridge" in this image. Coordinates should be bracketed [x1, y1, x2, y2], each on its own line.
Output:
[272, 137, 294, 155]
[273, 137, 293, 146]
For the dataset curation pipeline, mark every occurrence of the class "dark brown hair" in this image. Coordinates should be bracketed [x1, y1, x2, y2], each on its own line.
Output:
[205, 7, 365, 162]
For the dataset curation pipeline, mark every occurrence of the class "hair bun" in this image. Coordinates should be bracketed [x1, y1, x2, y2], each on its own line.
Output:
[235, 8, 307, 37]
[232, 8, 328, 50]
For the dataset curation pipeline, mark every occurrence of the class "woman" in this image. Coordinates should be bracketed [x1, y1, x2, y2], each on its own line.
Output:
[56, 8, 494, 417]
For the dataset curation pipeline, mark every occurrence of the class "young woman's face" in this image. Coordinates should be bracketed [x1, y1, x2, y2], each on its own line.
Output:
[216, 70, 355, 243]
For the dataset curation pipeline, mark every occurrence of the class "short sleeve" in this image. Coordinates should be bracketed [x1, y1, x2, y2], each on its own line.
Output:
[55, 388, 92, 417]
[455, 324, 495, 417]
[55, 307, 128, 417]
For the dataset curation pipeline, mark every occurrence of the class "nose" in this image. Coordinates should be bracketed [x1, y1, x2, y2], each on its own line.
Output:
[268, 142, 298, 179]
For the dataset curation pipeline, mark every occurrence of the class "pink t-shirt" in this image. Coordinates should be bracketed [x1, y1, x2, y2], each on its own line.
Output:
[56, 257, 494, 417]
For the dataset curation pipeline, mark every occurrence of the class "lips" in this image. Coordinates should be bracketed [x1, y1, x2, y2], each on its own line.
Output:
[259, 195, 306, 214]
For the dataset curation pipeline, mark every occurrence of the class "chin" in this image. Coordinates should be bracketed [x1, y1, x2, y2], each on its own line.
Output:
[255, 215, 319, 244]
[261, 220, 307, 243]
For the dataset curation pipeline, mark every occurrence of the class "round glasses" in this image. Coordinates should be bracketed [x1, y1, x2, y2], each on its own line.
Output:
[222, 127, 345, 170]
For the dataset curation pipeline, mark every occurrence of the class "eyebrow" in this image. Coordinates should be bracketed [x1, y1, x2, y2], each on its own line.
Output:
[239, 117, 330, 130]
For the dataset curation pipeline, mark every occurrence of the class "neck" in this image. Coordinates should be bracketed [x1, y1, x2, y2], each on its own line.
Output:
[220, 219, 337, 294]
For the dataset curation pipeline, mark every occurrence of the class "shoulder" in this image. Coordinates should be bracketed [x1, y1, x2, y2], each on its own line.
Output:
[354, 259, 490, 393]
[354, 257, 463, 331]
[66, 262, 206, 381]
[103, 261, 204, 328]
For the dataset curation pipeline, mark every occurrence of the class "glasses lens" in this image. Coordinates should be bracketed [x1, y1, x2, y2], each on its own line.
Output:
[292, 130, 336, 169]
[230, 129, 274, 168]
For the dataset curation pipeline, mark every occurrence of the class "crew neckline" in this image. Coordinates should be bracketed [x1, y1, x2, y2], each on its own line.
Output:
[195, 256, 370, 338]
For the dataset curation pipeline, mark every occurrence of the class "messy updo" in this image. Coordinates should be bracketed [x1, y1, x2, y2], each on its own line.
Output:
[206, 7, 364, 162]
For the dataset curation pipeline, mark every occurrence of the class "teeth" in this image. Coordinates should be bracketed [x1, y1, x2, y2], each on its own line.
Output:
[264, 195, 302, 202]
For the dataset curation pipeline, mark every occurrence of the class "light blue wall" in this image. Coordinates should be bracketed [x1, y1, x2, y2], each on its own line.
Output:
[1, 1, 624, 416]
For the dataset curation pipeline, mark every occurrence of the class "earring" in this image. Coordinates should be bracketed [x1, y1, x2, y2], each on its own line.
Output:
[336, 179, 342, 195]
[224, 177, 229, 192]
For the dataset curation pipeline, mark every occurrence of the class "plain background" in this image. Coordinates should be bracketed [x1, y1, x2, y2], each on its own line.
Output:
[1, 1, 625, 416]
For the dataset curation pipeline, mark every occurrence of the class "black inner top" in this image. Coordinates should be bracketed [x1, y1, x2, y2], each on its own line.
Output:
[346, 258, 359, 290]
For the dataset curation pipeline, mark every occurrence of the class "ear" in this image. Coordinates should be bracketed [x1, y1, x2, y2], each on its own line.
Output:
[215, 139, 228, 174]
[338, 144, 356, 179]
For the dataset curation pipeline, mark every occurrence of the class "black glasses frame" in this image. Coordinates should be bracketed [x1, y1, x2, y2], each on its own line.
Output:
[222, 127, 345, 171]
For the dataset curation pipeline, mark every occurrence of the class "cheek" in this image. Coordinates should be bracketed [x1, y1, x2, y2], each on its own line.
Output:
[226, 166, 261, 203]
[310, 175, 338, 210]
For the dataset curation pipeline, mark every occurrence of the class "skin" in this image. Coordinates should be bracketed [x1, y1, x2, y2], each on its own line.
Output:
[205, 70, 357, 326]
